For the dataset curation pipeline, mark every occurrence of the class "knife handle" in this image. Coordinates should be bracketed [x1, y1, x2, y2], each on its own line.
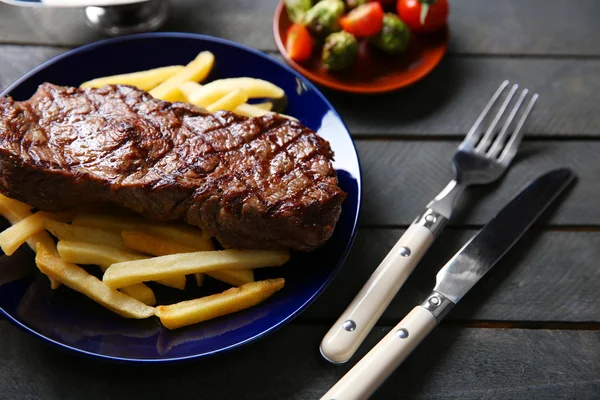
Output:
[320, 217, 440, 364]
[321, 306, 436, 400]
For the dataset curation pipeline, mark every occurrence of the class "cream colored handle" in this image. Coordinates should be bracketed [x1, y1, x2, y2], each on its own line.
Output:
[321, 306, 436, 400]
[320, 224, 435, 364]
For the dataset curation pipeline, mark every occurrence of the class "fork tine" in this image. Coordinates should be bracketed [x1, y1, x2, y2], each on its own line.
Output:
[459, 80, 510, 150]
[498, 93, 539, 164]
[475, 84, 519, 153]
[487, 88, 528, 159]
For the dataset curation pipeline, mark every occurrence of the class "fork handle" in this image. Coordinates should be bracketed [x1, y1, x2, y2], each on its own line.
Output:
[321, 306, 437, 400]
[320, 212, 445, 364]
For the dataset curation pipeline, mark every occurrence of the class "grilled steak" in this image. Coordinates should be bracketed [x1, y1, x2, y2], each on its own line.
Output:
[0, 83, 345, 251]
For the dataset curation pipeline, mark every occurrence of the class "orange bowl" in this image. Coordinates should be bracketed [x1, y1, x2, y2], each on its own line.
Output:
[273, 0, 449, 94]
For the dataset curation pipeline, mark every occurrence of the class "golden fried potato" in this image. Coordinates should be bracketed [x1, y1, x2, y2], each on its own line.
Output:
[207, 269, 254, 287]
[72, 212, 211, 243]
[0, 197, 65, 287]
[104, 249, 289, 289]
[120, 230, 250, 287]
[80, 65, 185, 91]
[0, 194, 60, 289]
[0, 194, 59, 257]
[35, 244, 155, 319]
[121, 230, 209, 255]
[56, 240, 147, 269]
[0, 211, 73, 256]
[205, 89, 249, 112]
[0, 194, 32, 218]
[253, 101, 273, 111]
[187, 78, 285, 107]
[234, 103, 271, 117]
[56, 240, 186, 290]
[194, 273, 205, 287]
[155, 278, 284, 329]
[45, 220, 124, 249]
[119, 283, 156, 306]
[178, 81, 203, 100]
[122, 230, 210, 288]
[149, 51, 215, 101]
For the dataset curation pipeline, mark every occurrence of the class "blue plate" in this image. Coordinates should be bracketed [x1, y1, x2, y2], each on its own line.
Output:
[0, 33, 362, 362]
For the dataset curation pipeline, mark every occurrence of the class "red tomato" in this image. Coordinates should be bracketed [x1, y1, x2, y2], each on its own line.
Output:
[340, 2, 384, 37]
[397, 0, 448, 33]
[285, 24, 313, 62]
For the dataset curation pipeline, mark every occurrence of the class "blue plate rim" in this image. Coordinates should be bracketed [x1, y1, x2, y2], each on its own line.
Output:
[0, 32, 363, 363]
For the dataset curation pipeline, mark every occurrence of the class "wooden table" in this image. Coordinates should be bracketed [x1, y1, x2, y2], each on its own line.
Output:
[1, 1, 599, 398]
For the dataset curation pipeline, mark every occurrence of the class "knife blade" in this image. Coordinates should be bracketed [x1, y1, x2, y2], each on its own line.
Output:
[435, 167, 575, 305]
[321, 168, 576, 400]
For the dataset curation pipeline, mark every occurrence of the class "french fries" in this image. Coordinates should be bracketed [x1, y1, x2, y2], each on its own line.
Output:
[54, 241, 156, 305]
[56, 240, 147, 269]
[155, 278, 285, 329]
[0, 195, 60, 288]
[121, 230, 251, 287]
[205, 89, 249, 112]
[56, 240, 186, 290]
[178, 81, 203, 99]
[45, 220, 125, 249]
[208, 269, 254, 287]
[79, 65, 185, 91]
[72, 212, 211, 243]
[178, 81, 274, 117]
[186, 78, 285, 107]
[119, 283, 156, 306]
[0, 211, 74, 256]
[121, 230, 210, 255]
[150, 51, 215, 102]
[234, 103, 271, 117]
[121, 230, 210, 287]
[35, 244, 155, 319]
[0, 194, 32, 218]
[253, 101, 273, 111]
[104, 249, 289, 289]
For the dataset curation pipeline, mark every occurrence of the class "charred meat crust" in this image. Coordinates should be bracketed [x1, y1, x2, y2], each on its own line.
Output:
[0, 83, 346, 251]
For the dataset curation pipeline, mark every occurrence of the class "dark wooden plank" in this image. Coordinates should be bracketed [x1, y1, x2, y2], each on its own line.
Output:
[301, 229, 600, 323]
[446, 0, 600, 56]
[323, 57, 600, 137]
[0, 322, 597, 399]
[1, 0, 600, 57]
[356, 140, 600, 226]
[2, 45, 599, 137]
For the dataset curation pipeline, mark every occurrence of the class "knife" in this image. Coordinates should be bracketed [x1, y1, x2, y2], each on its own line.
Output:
[321, 168, 575, 400]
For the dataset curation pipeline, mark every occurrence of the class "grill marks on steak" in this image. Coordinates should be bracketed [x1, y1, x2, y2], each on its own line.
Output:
[0, 83, 346, 251]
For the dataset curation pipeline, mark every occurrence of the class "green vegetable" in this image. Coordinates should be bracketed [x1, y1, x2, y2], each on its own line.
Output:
[284, 0, 314, 24]
[322, 31, 358, 70]
[370, 13, 411, 55]
[305, 0, 345, 37]
[345, 0, 367, 9]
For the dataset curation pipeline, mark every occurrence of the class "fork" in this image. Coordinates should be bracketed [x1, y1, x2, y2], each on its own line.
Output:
[320, 80, 539, 364]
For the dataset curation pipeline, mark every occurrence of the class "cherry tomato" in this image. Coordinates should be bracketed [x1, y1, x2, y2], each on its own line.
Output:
[285, 23, 313, 62]
[340, 2, 384, 37]
[397, 0, 448, 33]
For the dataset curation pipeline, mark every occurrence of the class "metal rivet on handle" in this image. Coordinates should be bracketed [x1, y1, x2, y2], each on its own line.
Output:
[425, 213, 437, 223]
[396, 328, 409, 339]
[429, 296, 441, 306]
[399, 247, 411, 257]
[343, 320, 356, 332]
